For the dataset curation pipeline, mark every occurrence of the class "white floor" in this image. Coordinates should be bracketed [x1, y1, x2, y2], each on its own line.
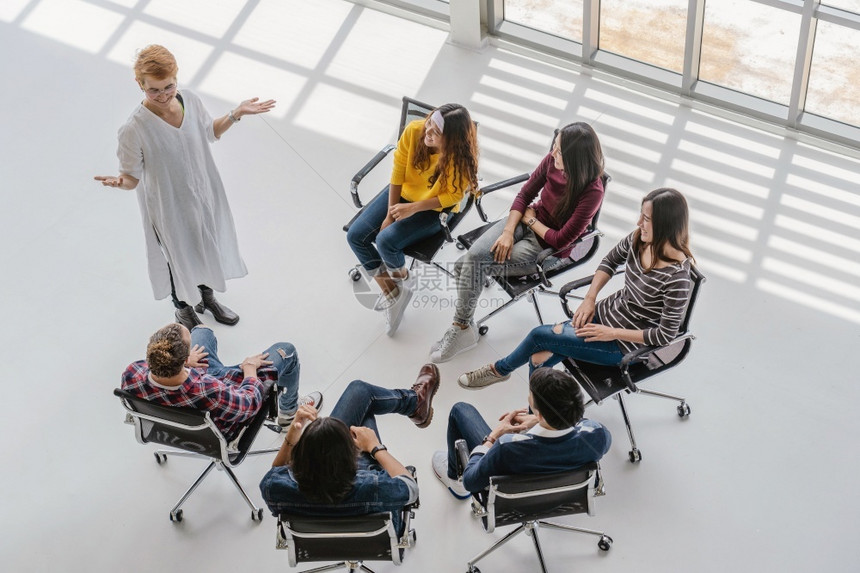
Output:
[1, 1, 859, 572]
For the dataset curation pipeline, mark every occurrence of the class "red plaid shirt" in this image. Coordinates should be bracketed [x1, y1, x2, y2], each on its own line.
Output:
[122, 361, 276, 440]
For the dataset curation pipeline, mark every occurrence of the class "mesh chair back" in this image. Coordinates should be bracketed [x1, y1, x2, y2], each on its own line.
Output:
[485, 465, 596, 532]
[398, 96, 434, 137]
[114, 388, 226, 458]
[278, 512, 400, 567]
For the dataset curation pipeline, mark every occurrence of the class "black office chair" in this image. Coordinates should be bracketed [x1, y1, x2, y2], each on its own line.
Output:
[275, 469, 419, 572]
[344, 96, 479, 281]
[114, 387, 279, 522]
[453, 440, 611, 573]
[456, 166, 609, 335]
[558, 263, 706, 462]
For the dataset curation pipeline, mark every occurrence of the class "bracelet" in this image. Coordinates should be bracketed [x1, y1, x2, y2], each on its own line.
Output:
[527, 218, 537, 228]
[481, 434, 496, 445]
[228, 109, 240, 123]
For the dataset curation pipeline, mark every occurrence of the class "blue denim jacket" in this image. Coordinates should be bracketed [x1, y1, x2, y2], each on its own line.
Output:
[260, 460, 418, 535]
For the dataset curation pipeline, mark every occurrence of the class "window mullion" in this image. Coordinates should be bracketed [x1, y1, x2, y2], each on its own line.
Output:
[788, 0, 820, 127]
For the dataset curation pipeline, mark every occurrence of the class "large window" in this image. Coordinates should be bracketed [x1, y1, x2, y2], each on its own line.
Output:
[806, 17, 860, 126]
[481, 0, 860, 149]
[599, 0, 687, 73]
[700, 0, 800, 106]
[504, 0, 583, 43]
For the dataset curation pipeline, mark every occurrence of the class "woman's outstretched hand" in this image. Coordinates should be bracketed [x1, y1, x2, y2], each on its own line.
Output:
[234, 97, 277, 118]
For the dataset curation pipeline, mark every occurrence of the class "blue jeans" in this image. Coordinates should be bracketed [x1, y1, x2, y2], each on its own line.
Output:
[330, 380, 418, 469]
[494, 322, 625, 376]
[190, 326, 300, 412]
[346, 188, 443, 273]
[445, 402, 491, 480]
[454, 219, 561, 324]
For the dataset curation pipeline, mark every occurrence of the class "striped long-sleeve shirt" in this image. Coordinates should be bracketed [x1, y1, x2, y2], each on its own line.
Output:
[595, 233, 692, 354]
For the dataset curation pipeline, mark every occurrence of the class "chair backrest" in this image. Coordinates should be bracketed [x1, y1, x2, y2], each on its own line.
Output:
[277, 512, 402, 566]
[114, 387, 231, 457]
[484, 464, 597, 532]
[628, 261, 706, 380]
[398, 96, 435, 138]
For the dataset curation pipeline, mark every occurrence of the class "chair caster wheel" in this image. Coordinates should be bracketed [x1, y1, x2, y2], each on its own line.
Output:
[478, 325, 488, 336]
[677, 402, 691, 417]
[169, 509, 183, 522]
[628, 449, 642, 463]
[349, 268, 361, 281]
[252, 508, 263, 521]
[154, 453, 167, 464]
[467, 567, 481, 573]
[598, 535, 612, 551]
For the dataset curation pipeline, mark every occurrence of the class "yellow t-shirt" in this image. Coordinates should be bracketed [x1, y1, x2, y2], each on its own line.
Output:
[389, 119, 470, 211]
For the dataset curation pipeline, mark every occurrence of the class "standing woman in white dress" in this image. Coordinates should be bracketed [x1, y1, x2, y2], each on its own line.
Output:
[95, 44, 275, 329]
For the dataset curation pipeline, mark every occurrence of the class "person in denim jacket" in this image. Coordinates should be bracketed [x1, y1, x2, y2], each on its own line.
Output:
[260, 365, 440, 534]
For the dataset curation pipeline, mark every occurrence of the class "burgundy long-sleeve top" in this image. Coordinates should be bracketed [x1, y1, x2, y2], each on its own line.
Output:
[509, 152, 604, 259]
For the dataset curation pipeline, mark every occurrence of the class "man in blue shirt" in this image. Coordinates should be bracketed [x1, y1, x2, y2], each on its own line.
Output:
[260, 364, 440, 534]
[432, 367, 611, 498]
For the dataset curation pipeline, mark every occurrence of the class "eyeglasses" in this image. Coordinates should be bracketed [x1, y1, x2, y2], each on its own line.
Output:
[143, 83, 177, 99]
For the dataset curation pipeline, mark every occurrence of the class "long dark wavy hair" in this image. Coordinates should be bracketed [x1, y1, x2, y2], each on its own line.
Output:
[412, 103, 479, 196]
[551, 122, 604, 223]
[291, 417, 358, 504]
[633, 188, 694, 271]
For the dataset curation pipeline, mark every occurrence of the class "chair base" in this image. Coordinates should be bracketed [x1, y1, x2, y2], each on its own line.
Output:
[297, 562, 376, 573]
[467, 520, 611, 573]
[155, 447, 278, 522]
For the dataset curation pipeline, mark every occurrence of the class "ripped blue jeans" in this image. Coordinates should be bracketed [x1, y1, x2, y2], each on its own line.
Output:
[191, 326, 300, 413]
[494, 321, 624, 377]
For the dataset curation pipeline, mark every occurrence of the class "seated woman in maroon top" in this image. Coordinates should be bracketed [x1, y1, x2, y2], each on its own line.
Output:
[430, 122, 605, 363]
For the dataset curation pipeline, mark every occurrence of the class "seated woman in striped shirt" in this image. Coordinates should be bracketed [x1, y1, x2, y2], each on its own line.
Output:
[458, 187, 694, 389]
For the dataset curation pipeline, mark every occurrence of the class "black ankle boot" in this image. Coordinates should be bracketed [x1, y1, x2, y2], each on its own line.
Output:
[175, 304, 202, 330]
[194, 286, 240, 325]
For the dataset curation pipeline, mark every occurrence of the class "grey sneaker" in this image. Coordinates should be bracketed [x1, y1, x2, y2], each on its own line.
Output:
[383, 283, 413, 336]
[458, 364, 511, 389]
[430, 323, 480, 363]
[432, 450, 470, 499]
[278, 391, 324, 426]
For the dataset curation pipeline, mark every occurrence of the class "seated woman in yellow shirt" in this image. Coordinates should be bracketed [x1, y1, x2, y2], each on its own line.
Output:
[347, 104, 479, 336]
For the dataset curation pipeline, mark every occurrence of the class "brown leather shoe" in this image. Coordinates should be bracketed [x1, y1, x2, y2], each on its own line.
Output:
[409, 363, 440, 428]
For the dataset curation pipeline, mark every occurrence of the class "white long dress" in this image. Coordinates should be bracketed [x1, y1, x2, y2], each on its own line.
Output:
[117, 90, 247, 304]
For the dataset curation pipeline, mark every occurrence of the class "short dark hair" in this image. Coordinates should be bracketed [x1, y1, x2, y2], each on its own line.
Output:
[291, 417, 358, 504]
[146, 323, 188, 377]
[529, 368, 585, 430]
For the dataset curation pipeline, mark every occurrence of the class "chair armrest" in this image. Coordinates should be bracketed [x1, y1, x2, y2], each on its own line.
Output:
[454, 439, 470, 478]
[474, 172, 530, 223]
[559, 275, 595, 318]
[350, 144, 396, 208]
[439, 211, 453, 242]
[617, 332, 696, 392]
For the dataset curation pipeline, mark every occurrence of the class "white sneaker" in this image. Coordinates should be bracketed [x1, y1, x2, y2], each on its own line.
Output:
[278, 391, 324, 426]
[458, 364, 511, 389]
[383, 283, 413, 336]
[432, 450, 470, 500]
[430, 323, 480, 363]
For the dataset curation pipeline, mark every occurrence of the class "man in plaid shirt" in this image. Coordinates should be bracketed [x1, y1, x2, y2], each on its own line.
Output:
[122, 323, 322, 441]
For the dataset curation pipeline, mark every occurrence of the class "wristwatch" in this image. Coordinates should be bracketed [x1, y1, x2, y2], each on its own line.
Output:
[369, 445, 388, 459]
[527, 217, 537, 227]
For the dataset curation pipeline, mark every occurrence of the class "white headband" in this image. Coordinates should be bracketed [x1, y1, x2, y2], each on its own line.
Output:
[430, 109, 445, 133]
